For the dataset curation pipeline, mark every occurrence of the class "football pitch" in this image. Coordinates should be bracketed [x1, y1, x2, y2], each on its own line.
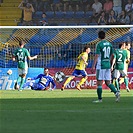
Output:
[0, 89, 133, 133]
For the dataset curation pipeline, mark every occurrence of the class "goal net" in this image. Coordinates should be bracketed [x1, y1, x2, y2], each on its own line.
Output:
[0, 25, 133, 90]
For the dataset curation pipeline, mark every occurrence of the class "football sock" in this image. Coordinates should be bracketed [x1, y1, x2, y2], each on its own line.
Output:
[78, 77, 87, 86]
[112, 79, 116, 86]
[19, 78, 25, 90]
[16, 76, 21, 84]
[115, 79, 119, 91]
[64, 77, 73, 87]
[124, 77, 128, 88]
[119, 77, 124, 85]
[108, 84, 117, 93]
[97, 86, 102, 100]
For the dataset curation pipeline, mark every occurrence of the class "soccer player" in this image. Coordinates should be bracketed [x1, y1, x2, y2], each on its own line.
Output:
[112, 42, 130, 92]
[61, 45, 91, 91]
[92, 31, 120, 103]
[116, 43, 131, 92]
[12, 40, 37, 91]
[119, 42, 131, 92]
[23, 68, 56, 91]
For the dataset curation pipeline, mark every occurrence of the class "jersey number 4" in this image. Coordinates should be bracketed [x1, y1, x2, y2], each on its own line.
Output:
[17, 52, 24, 61]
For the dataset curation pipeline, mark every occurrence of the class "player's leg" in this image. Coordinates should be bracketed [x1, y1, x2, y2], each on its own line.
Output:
[105, 69, 120, 102]
[93, 69, 103, 103]
[112, 69, 120, 91]
[14, 68, 22, 90]
[30, 83, 46, 91]
[120, 70, 130, 92]
[19, 74, 26, 91]
[76, 70, 88, 91]
[19, 68, 28, 91]
[61, 75, 75, 91]
[119, 63, 128, 89]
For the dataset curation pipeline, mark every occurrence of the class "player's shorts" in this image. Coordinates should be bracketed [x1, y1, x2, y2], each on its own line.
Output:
[72, 69, 87, 77]
[18, 67, 28, 75]
[96, 69, 111, 80]
[113, 69, 127, 79]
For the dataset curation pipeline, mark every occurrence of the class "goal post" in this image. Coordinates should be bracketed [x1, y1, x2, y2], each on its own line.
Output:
[0, 25, 133, 90]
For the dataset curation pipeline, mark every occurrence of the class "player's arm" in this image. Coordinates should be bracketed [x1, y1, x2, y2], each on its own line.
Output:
[126, 50, 130, 64]
[50, 78, 56, 90]
[111, 54, 116, 71]
[92, 54, 99, 69]
[12, 51, 17, 61]
[28, 55, 38, 60]
[26, 49, 38, 60]
[30, 74, 42, 80]
[92, 43, 100, 70]
[81, 55, 88, 66]
[12, 55, 16, 61]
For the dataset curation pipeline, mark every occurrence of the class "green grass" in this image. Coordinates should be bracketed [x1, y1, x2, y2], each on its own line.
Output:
[0, 89, 133, 133]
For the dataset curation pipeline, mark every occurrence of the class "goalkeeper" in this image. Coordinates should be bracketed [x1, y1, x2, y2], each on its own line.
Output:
[61, 45, 91, 91]
[23, 68, 56, 90]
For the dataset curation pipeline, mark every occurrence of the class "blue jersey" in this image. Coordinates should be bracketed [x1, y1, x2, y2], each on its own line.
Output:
[31, 74, 56, 90]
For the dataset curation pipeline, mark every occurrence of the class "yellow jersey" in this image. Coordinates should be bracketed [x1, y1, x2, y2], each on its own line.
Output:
[125, 49, 130, 70]
[75, 52, 88, 70]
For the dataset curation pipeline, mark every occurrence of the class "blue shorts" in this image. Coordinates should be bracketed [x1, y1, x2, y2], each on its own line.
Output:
[72, 69, 87, 77]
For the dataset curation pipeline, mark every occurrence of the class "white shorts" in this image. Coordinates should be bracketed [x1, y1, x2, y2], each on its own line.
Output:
[18, 67, 28, 75]
[113, 69, 127, 79]
[96, 69, 111, 81]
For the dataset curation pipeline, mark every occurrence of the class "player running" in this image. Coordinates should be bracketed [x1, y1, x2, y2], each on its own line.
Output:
[92, 31, 120, 102]
[23, 68, 56, 91]
[111, 43, 130, 92]
[12, 40, 37, 91]
[61, 45, 91, 91]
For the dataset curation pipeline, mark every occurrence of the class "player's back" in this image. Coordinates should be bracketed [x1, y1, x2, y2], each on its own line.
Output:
[96, 40, 113, 69]
[114, 49, 127, 70]
[75, 52, 88, 70]
[14, 48, 30, 69]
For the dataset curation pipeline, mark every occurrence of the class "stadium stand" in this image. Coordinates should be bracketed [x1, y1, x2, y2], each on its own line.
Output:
[0, 0, 22, 26]
[0, 0, 133, 26]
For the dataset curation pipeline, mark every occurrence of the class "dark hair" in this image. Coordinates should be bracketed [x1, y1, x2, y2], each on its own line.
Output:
[43, 12, 46, 15]
[98, 31, 105, 39]
[119, 43, 123, 48]
[19, 40, 25, 46]
[44, 68, 48, 70]
[83, 45, 90, 52]
[125, 42, 129, 46]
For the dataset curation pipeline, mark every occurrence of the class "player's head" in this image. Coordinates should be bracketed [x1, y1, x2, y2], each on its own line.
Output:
[119, 43, 124, 49]
[83, 45, 91, 53]
[19, 40, 26, 46]
[44, 68, 49, 75]
[125, 42, 131, 50]
[98, 31, 105, 39]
